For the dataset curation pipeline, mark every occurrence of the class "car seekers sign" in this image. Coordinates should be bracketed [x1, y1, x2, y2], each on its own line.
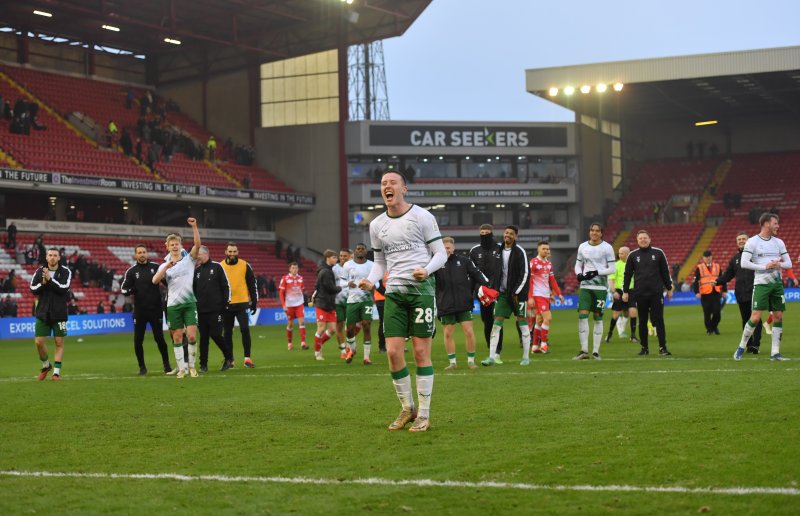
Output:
[368, 125, 569, 149]
[0, 168, 314, 206]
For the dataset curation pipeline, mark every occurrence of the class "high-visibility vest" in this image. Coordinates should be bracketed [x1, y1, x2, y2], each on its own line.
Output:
[373, 272, 388, 302]
[698, 262, 721, 294]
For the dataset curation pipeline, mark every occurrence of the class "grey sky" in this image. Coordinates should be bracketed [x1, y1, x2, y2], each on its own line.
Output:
[382, 0, 800, 122]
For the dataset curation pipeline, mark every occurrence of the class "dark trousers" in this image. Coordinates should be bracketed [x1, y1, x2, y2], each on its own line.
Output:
[198, 310, 231, 366]
[737, 300, 762, 349]
[224, 309, 252, 358]
[480, 302, 503, 354]
[133, 310, 171, 369]
[700, 293, 722, 332]
[375, 300, 386, 351]
[636, 293, 666, 349]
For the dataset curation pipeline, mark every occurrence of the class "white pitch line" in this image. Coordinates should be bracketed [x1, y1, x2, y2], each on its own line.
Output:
[0, 367, 797, 383]
[0, 470, 797, 496]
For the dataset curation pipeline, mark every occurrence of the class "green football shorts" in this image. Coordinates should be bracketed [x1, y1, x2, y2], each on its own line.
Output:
[384, 292, 436, 338]
[752, 282, 786, 312]
[493, 295, 526, 319]
[346, 300, 374, 326]
[439, 311, 472, 325]
[166, 302, 198, 330]
[35, 318, 67, 337]
[336, 301, 347, 324]
[578, 288, 607, 315]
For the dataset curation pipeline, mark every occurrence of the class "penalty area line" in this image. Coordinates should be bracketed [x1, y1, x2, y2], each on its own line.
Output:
[0, 470, 797, 496]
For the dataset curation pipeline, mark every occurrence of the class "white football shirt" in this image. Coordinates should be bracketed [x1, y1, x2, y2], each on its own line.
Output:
[369, 204, 442, 295]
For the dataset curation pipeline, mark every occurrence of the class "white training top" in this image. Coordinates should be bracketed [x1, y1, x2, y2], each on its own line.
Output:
[741, 234, 792, 285]
[344, 259, 375, 303]
[159, 253, 197, 306]
[368, 204, 444, 295]
[574, 240, 616, 291]
[333, 263, 349, 304]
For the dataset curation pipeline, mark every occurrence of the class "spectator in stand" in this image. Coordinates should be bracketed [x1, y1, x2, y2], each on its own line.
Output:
[97, 300, 105, 314]
[126, 86, 134, 109]
[256, 274, 267, 299]
[35, 236, 46, 266]
[2, 295, 18, 317]
[109, 302, 116, 314]
[120, 129, 133, 156]
[6, 221, 17, 249]
[207, 136, 217, 161]
[286, 244, 294, 264]
[135, 138, 143, 163]
[5, 270, 17, 293]
[107, 120, 118, 146]
[3, 99, 11, 120]
[275, 240, 283, 259]
[269, 276, 278, 299]
[242, 174, 251, 190]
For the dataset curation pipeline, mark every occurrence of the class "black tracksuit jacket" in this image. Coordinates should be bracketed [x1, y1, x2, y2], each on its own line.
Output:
[193, 260, 231, 313]
[434, 253, 489, 316]
[30, 265, 72, 322]
[121, 261, 164, 313]
[716, 249, 754, 301]
[313, 261, 340, 311]
[623, 246, 673, 296]
[469, 238, 503, 295]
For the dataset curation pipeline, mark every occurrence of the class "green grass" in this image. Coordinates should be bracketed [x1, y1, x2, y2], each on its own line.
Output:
[1, 305, 798, 514]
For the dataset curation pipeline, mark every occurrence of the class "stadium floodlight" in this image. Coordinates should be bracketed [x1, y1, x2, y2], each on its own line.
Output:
[548, 87, 558, 97]
[164, 37, 181, 45]
[580, 85, 591, 94]
[102, 25, 120, 32]
[613, 82, 624, 92]
[596, 83, 607, 93]
[695, 120, 719, 126]
[564, 86, 575, 96]
[33, 10, 52, 17]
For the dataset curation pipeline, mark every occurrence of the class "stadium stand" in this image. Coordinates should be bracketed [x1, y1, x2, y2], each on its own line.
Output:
[0, 72, 154, 180]
[701, 151, 800, 274]
[3, 234, 319, 317]
[606, 158, 719, 227]
[0, 64, 293, 192]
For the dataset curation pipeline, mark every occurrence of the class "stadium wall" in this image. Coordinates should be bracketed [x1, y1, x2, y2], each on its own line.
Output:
[254, 123, 341, 252]
[577, 125, 614, 228]
[158, 69, 252, 145]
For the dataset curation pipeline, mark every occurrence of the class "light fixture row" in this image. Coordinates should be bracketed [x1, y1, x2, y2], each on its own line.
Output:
[548, 83, 624, 97]
[33, 10, 180, 44]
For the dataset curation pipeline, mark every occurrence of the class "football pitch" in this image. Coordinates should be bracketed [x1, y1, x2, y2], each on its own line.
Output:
[0, 305, 798, 514]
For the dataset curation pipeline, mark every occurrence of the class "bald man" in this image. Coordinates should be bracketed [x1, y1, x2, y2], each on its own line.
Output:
[606, 245, 637, 343]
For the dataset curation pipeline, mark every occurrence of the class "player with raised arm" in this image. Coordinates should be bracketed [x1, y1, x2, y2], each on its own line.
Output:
[527, 241, 564, 354]
[152, 217, 202, 378]
[359, 170, 446, 432]
[734, 212, 793, 361]
[279, 262, 307, 350]
[343, 243, 374, 365]
[574, 223, 616, 360]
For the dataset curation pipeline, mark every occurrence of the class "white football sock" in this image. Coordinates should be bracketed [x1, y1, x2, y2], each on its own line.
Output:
[489, 324, 501, 359]
[416, 373, 433, 419]
[593, 320, 603, 354]
[578, 317, 589, 353]
[772, 325, 783, 356]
